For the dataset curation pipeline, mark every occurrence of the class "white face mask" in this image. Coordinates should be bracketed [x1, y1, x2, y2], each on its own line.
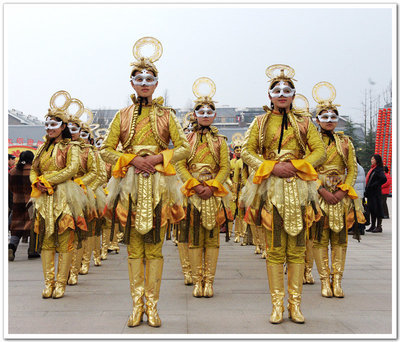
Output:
[318, 111, 339, 123]
[68, 123, 80, 134]
[80, 131, 90, 140]
[269, 81, 295, 98]
[131, 69, 158, 86]
[195, 105, 216, 118]
[45, 117, 63, 130]
[95, 139, 103, 148]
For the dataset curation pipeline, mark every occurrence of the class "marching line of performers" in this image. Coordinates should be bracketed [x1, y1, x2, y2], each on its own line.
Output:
[28, 36, 372, 328]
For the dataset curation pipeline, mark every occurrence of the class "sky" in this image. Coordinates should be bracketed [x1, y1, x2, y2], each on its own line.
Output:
[5, 4, 394, 124]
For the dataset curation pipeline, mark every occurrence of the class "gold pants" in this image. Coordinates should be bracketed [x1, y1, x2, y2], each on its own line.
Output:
[266, 228, 306, 264]
[42, 229, 75, 253]
[188, 225, 220, 249]
[127, 225, 167, 260]
[313, 228, 348, 249]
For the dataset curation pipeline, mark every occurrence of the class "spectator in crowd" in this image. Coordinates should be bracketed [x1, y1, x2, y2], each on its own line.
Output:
[365, 154, 387, 233]
[8, 151, 39, 261]
[381, 166, 392, 219]
[8, 154, 16, 172]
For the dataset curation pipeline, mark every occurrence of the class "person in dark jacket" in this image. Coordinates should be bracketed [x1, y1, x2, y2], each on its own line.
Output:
[381, 166, 391, 219]
[8, 151, 39, 260]
[365, 154, 387, 233]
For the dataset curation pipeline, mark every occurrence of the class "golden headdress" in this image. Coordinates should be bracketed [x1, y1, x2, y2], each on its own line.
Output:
[265, 64, 297, 90]
[79, 108, 95, 137]
[192, 77, 217, 109]
[312, 81, 341, 116]
[94, 128, 108, 147]
[231, 132, 244, 150]
[292, 94, 311, 116]
[47, 90, 84, 123]
[130, 37, 163, 77]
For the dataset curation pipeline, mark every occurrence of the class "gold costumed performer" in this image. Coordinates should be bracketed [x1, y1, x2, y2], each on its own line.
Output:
[66, 111, 98, 284]
[100, 37, 190, 328]
[311, 82, 365, 298]
[241, 65, 326, 324]
[30, 91, 88, 299]
[176, 77, 232, 298]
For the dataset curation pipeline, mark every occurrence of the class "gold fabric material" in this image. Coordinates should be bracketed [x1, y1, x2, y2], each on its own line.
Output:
[52, 251, 73, 299]
[41, 249, 55, 298]
[287, 263, 305, 323]
[188, 223, 220, 249]
[266, 263, 285, 324]
[188, 247, 204, 297]
[266, 228, 306, 264]
[80, 235, 94, 275]
[127, 258, 145, 327]
[93, 235, 102, 266]
[203, 247, 219, 298]
[101, 220, 111, 260]
[144, 258, 164, 327]
[90, 150, 108, 191]
[312, 247, 333, 297]
[304, 238, 315, 284]
[177, 242, 193, 285]
[68, 241, 84, 285]
[331, 245, 346, 298]
[41, 228, 75, 253]
[127, 224, 166, 259]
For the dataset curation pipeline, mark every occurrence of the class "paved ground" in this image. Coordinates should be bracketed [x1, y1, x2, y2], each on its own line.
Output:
[7, 199, 393, 337]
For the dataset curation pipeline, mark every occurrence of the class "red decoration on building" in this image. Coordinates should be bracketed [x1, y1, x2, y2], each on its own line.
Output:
[16, 137, 24, 144]
[27, 139, 34, 146]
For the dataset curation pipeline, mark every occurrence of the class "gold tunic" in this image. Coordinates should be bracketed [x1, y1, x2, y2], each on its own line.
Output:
[316, 132, 364, 232]
[176, 127, 230, 230]
[100, 97, 190, 235]
[30, 138, 85, 237]
[241, 109, 326, 236]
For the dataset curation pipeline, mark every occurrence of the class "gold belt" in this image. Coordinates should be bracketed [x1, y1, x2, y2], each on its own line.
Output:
[190, 163, 218, 182]
[128, 145, 160, 157]
[263, 149, 304, 162]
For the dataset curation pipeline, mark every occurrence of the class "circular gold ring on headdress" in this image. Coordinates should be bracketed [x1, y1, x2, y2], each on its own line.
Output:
[293, 94, 310, 113]
[232, 132, 244, 148]
[133, 36, 163, 63]
[94, 128, 108, 138]
[50, 90, 71, 111]
[192, 77, 216, 99]
[312, 81, 336, 103]
[66, 98, 84, 117]
[265, 64, 296, 80]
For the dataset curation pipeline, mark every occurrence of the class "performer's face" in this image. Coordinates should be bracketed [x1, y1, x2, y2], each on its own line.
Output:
[68, 122, 81, 141]
[234, 148, 241, 158]
[131, 70, 158, 98]
[316, 110, 339, 131]
[268, 81, 295, 111]
[194, 104, 216, 127]
[45, 117, 65, 139]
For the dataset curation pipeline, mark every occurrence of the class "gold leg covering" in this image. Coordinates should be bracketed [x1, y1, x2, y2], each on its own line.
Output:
[188, 248, 204, 297]
[177, 243, 193, 286]
[117, 231, 124, 243]
[53, 252, 73, 299]
[234, 219, 241, 243]
[313, 247, 333, 297]
[144, 258, 163, 327]
[68, 244, 84, 285]
[127, 258, 145, 327]
[303, 239, 315, 284]
[228, 222, 233, 237]
[101, 228, 111, 260]
[266, 263, 285, 324]
[109, 225, 120, 253]
[41, 249, 56, 298]
[80, 236, 94, 275]
[287, 263, 305, 323]
[93, 235, 102, 266]
[331, 245, 346, 298]
[203, 247, 219, 298]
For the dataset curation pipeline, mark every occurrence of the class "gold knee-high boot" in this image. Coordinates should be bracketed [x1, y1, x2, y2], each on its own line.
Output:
[313, 247, 333, 297]
[80, 236, 94, 275]
[266, 263, 285, 324]
[303, 239, 315, 284]
[177, 242, 193, 285]
[68, 243, 84, 285]
[260, 227, 267, 259]
[203, 247, 219, 298]
[144, 258, 163, 327]
[188, 248, 204, 297]
[41, 249, 56, 298]
[251, 225, 261, 254]
[228, 221, 233, 238]
[53, 252, 73, 299]
[93, 235, 102, 266]
[331, 245, 346, 298]
[287, 263, 305, 323]
[234, 218, 241, 243]
[101, 228, 111, 260]
[127, 258, 145, 327]
[109, 225, 120, 253]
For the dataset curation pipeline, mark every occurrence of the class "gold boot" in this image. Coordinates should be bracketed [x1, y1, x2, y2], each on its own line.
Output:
[331, 245, 346, 298]
[80, 236, 94, 275]
[203, 247, 219, 298]
[127, 258, 145, 327]
[109, 225, 120, 253]
[93, 235, 102, 266]
[41, 249, 55, 298]
[287, 263, 305, 324]
[144, 258, 163, 327]
[313, 247, 333, 297]
[68, 243, 84, 286]
[304, 239, 315, 284]
[266, 263, 285, 324]
[117, 231, 124, 243]
[101, 227, 111, 260]
[188, 247, 204, 297]
[177, 242, 193, 285]
[53, 252, 73, 299]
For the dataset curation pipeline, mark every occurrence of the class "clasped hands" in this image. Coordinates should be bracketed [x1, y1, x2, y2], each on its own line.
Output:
[193, 183, 217, 200]
[129, 154, 163, 175]
[271, 161, 297, 178]
[318, 188, 346, 205]
[35, 182, 49, 193]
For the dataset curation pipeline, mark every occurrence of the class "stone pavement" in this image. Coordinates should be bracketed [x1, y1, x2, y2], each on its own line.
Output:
[7, 199, 393, 336]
